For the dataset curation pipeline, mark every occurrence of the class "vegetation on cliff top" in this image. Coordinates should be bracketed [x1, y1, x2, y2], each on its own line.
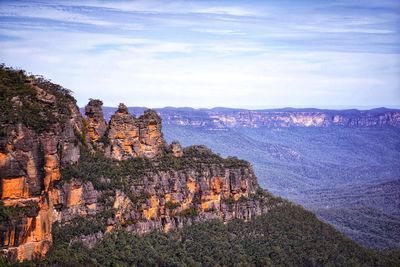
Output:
[0, 64, 75, 133]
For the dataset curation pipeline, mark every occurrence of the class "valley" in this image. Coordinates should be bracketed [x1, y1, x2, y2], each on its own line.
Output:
[99, 107, 400, 249]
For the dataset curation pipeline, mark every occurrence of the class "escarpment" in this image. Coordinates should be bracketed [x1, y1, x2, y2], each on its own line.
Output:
[143, 108, 400, 129]
[0, 66, 275, 262]
[0, 67, 83, 261]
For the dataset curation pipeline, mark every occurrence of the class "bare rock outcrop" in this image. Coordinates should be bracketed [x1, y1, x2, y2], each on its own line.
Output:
[170, 141, 183, 157]
[107, 103, 165, 160]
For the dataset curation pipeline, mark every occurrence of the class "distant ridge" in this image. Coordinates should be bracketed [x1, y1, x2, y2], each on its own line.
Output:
[81, 106, 400, 129]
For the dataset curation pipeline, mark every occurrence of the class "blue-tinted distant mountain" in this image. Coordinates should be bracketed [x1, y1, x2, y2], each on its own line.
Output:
[93, 106, 400, 129]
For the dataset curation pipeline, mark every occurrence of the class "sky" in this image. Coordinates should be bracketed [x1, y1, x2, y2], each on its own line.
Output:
[1, 0, 400, 109]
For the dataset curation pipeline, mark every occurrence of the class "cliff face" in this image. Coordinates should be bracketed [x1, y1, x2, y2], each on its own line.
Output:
[109, 163, 265, 233]
[167, 110, 400, 129]
[1, 67, 271, 262]
[0, 68, 83, 261]
[52, 155, 268, 241]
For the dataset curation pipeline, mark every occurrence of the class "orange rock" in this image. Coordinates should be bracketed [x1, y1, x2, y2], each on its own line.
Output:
[107, 107, 165, 160]
[88, 130, 98, 141]
[0, 152, 7, 164]
[6, 143, 13, 151]
[201, 193, 220, 211]
[180, 194, 194, 210]
[115, 132, 125, 139]
[43, 154, 60, 190]
[67, 186, 83, 206]
[187, 178, 196, 193]
[1, 177, 29, 199]
[87, 203, 97, 210]
[85, 99, 108, 142]
[3, 196, 52, 261]
[15, 240, 50, 261]
[143, 196, 159, 220]
[212, 176, 222, 194]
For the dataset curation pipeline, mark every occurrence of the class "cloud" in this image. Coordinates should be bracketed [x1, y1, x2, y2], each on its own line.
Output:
[0, 0, 399, 108]
[0, 2, 113, 26]
[192, 28, 245, 35]
[68, 0, 259, 17]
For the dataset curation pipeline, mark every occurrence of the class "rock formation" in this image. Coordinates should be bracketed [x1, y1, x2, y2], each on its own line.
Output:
[0, 67, 271, 262]
[170, 141, 183, 157]
[105, 103, 165, 160]
[84, 99, 107, 142]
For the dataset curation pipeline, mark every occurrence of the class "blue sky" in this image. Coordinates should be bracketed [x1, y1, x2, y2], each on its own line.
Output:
[1, 0, 399, 109]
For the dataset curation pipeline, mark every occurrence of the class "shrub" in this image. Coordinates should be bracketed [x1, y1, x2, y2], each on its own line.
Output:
[165, 201, 180, 210]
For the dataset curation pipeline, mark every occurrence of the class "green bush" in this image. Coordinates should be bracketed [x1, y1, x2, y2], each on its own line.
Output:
[178, 207, 198, 218]
[165, 201, 180, 210]
[0, 201, 25, 221]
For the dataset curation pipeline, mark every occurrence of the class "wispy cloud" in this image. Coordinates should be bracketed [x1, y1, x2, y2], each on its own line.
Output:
[192, 28, 245, 35]
[0, 0, 399, 108]
[0, 2, 114, 26]
[71, 0, 260, 16]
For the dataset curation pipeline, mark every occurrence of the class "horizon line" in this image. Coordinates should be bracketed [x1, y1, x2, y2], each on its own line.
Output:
[79, 105, 400, 112]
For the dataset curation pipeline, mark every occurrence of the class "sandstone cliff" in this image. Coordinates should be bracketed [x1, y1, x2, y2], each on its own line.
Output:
[0, 67, 83, 260]
[0, 67, 274, 262]
[51, 148, 272, 250]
